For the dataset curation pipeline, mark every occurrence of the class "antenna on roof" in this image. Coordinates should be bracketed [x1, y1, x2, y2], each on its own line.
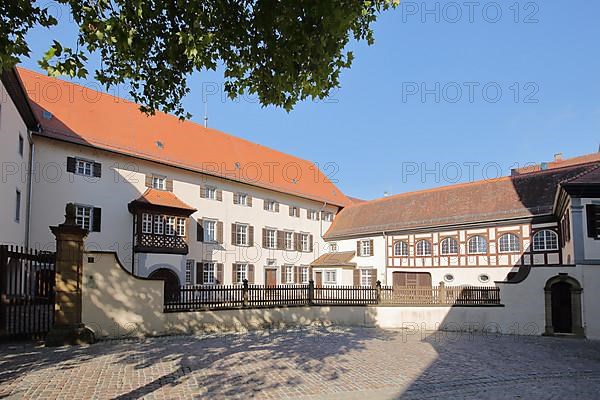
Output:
[203, 101, 208, 128]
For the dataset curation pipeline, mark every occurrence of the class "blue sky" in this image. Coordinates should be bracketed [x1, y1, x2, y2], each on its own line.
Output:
[21, 1, 600, 200]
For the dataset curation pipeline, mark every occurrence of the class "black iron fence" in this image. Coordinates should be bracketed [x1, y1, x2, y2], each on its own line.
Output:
[164, 280, 501, 312]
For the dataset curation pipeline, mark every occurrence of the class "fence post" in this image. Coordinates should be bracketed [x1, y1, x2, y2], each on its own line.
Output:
[308, 280, 315, 305]
[243, 279, 249, 307]
[376, 280, 382, 304]
[439, 281, 446, 305]
[46, 203, 94, 346]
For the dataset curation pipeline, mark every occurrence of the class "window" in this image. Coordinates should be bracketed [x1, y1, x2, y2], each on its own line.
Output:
[142, 213, 153, 234]
[236, 224, 248, 246]
[307, 209, 318, 220]
[329, 242, 338, 253]
[153, 215, 164, 234]
[204, 262, 216, 285]
[18, 134, 24, 157]
[204, 220, 216, 242]
[360, 240, 372, 256]
[324, 270, 337, 285]
[587, 204, 600, 238]
[360, 269, 372, 287]
[300, 266, 309, 284]
[478, 274, 490, 283]
[393, 241, 408, 256]
[185, 259, 194, 285]
[151, 176, 166, 190]
[76, 159, 93, 177]
[237, 193, 248, 206]
[444, 273, 455, 283]
[236, 263, 248, 284]
[440, 237, 458, 255]
[301, 233, 310, 252]
[289, 206, 300, 217]
[15, 190, 21, 223]
[322, 211, 333, 222]
[498, 233, 520, 253]
[468, 236, 487, 254]
[266, 229, 277, 248]
[75, 205, 92, 230]
[176, 218, 186, 237]
[532, 230, 558, 251]
[284, 265, 294, 284]
[264, 200, 278, 212]
[165, 216, 176, 236]
[415, 240, 432, 256]
[285, 231, 294, 250]
[205, 186, 217, 200]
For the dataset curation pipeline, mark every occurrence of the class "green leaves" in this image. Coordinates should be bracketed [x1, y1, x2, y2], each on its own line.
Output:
[2, 0, 396, 118]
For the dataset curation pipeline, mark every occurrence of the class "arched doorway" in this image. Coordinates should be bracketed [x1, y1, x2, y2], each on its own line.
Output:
[149, 268, 180, 301]
[544, 275, 584, 336]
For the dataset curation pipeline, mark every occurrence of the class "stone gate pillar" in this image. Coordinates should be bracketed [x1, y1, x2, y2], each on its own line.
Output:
[46, 203, 94, 346]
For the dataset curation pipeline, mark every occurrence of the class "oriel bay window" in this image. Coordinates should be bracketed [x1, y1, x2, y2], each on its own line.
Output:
[128, 189, 196, 254]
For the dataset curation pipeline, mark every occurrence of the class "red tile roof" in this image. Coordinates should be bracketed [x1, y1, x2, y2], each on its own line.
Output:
[311, 251, 356, 267]
[512, 152, 600, 174]
[325, 162, 600, 238]
[17, 68, 349, 207]
[129, 188, 196, 212]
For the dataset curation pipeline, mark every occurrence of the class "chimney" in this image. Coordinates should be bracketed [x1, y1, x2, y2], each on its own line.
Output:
[554, 153, 563, 162]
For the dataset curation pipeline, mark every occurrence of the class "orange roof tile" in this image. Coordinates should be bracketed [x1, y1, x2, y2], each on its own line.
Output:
[311, 251, 356, 267]
[17, 68, 349, 207]
[129, 188, 196, 212]
[512, 152, 600, 174]
[325, 162, 600, 238]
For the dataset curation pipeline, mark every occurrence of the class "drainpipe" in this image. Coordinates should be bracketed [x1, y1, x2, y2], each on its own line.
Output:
[24, 127, 37, 248]
[382, 231, 387, 286]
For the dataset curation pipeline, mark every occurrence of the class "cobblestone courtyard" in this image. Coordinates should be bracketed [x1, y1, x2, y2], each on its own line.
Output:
[2, 327, 600, 399]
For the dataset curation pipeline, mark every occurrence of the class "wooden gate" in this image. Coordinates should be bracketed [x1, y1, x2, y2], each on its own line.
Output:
[0, 245, 56, 340]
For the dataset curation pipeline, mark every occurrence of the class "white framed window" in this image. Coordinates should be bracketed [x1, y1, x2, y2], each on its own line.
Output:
[324, 270, 337, 285]
[285, 231, 294, 250]
[185, 259, 194, 285]
[307, 209, 318, 220]
[204, 219, 216, 242]
[142, 213, 153, 234]
[152, 175, 166, 190]
[468, 236, 487, 254]
[300, 266, 309, 284]
[75, 205, 93, 230]
[265, 200, 278, 212]
[394, 241, 408, 256]
[360, 240, 372, 256]
[440, 237, 458, 255]
[266, 229, 277, 248]
[533, 230, 559, 251]
[322, 211, 333, 222]
[205, 186, 217, 200]
[301, 233, 310, 252]
[76, 159, 93, 177]
[15, 189, 21, 223]
[153, 215, 164, 235]
[165, 216, 176, 236]
[329, 242, 338, 253]
[360, 269, 373, 287]
[176, 218, 186, 237]
[498, 233, 520, 253]
[289, 205, 300, 217]
[236, 224, 248, 246]
[415, 240, 432, 256]
[204, 262, 216, 285]
[284, 265, 294, 284]
[236, 263, 248, 284]
[238, 193, 248, 206]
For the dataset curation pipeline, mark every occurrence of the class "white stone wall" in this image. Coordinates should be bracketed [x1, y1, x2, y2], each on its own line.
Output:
[29, 136, 340, 283]
[0, 80, 31, 246]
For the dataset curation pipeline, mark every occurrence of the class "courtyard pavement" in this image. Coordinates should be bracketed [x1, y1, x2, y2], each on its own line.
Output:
[1, 327, 600, 399]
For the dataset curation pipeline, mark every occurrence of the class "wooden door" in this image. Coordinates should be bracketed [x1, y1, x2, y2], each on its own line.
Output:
[551, 282, 572, 333]
[265, 269, 277, 286]
[315, 271, 323, 288]
[392, 272, 432, 288]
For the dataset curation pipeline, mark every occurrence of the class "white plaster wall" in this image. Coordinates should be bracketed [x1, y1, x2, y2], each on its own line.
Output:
[331, 235, 386, 284]
[0, 80, 31, 246]
[582, 264, 600, 340]
[30, 136, 339, 281]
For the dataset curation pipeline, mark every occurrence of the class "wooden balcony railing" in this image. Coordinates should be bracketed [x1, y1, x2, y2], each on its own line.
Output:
[134, 233, 188, 254]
